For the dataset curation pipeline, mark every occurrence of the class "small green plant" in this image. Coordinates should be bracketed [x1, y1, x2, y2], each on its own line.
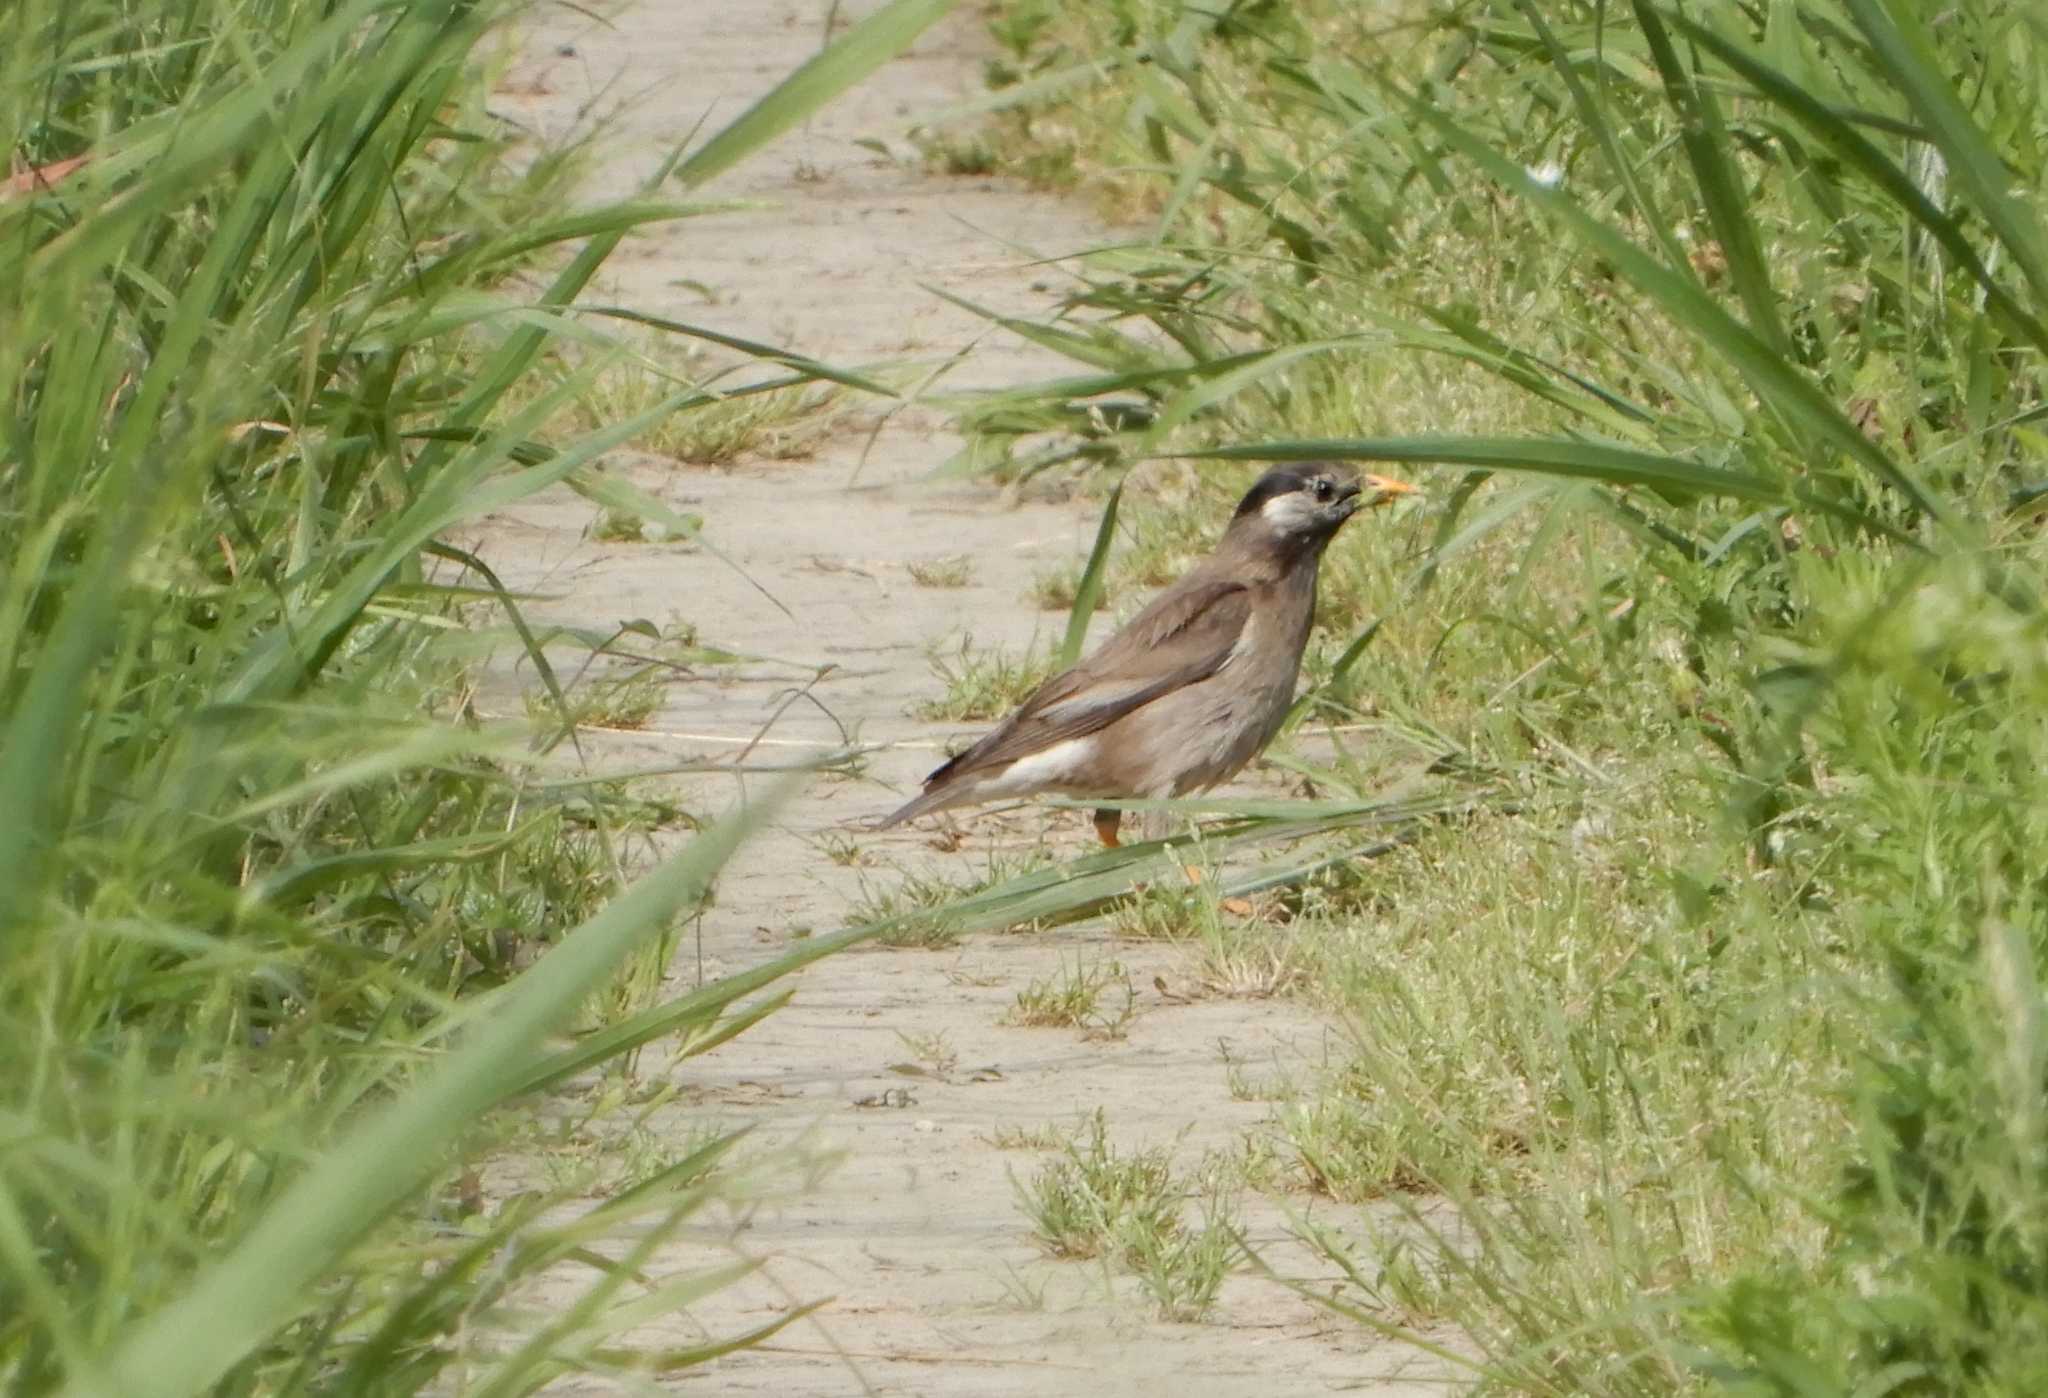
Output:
[1279, 1095, 1442, 1203]
[1220, 1131, 1299, 1196]
[663, 382, 838, 464]
[1124, 1191, 1240, 1322]
[1218, 1040, 1294, 1103]
[1014, 142, 1079, 191]
[1028, 559, 1109, 611]
[852, 847, 1055, 948]
[1190, 918, 1307, 999]
[1109, 880, 1213, 941]
[985, 1122, 1072, 1151]
[1005, 956, 1137, 1037]
[522, 618, 737, 738]
[1019, 1113, 1181, 1262]
[813, 831, 867, 866]
[592, 506, 649, 542]
[852, 866, 973, 948]
[893, 1028, 959, 1079]
[1106, 866, 1299, 997]
[1298, 1217, 1456, 1329]
[526, 664, 666, 731]
[987, 0, 1056, 59]
[1015, 1112, 1242, 1320]
[914, 636, 1057, 721]
[550, 348, 843, 466]
[918, 131, 999, 176]
[908, 554, 974, 588]
[992, 1262, 1052, 1310]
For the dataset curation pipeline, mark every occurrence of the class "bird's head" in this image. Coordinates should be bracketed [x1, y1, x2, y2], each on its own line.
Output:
[1229, 462, 1416, 551]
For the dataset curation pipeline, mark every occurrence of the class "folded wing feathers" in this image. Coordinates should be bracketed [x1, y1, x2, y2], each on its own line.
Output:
[911, 578, 1252, 794]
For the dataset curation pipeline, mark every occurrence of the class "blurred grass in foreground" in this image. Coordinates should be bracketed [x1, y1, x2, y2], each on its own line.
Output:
[0, 0, 958, 1390]
[946, 0, 2048, 1390]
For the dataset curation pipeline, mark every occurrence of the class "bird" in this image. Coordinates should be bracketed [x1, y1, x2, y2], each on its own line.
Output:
[877, 462, 1417, 847]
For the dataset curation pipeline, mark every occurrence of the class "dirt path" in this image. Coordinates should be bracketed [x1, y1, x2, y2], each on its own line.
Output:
[479, 4, 1463, 1392]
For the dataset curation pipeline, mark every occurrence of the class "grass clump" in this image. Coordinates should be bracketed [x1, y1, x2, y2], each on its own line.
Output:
[986, 1121, 1074, 1151]
[968, 0, 2048, 1387]
[592, 505, 649, 542]
[521, 617, 735, 736]
[917, 130, 999, 176]
[1016, 1112, 1240, 1321]
[535, 341, 844, 467]
[1028, 558, 1114, 611]
[663, 383, 839, 465]
[853, 846, 1058, 948]
[853, 866, 977, 948]
[1005, 956, 1137, 1036]
[915, 635, 1058, 721]
[527, 663, 666, 730]
[1110, 869, 1311, 998]
[909, 553, 976, 588]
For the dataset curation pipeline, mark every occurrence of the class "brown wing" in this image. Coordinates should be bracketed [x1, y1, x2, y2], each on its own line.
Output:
[922, 577, 1251, 786]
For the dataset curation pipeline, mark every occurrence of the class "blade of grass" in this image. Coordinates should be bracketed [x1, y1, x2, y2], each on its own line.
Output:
[1059, 482, 1122, 668]
[1631, 0, 1792, 359]
[582, 306, 900, 397]
[1179, 435, 1781, 501]
[671, 0, 960, 189]
[1394, 80, 1953, 527]
[1846, 0, 2048, 303]
[1665, 9, 2048, 357]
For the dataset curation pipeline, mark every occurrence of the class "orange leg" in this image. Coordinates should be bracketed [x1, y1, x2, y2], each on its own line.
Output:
[1092, 808, 1122, 849]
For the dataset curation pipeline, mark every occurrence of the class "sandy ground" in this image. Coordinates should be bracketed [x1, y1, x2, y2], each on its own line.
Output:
[475, 3, 1465, 1392]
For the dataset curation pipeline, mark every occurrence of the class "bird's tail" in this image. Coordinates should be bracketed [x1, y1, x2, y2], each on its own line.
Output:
[871, 783, 954, 830]
[871, 743, 981, 830]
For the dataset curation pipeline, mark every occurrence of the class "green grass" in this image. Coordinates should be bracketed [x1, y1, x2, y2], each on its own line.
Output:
[852, 844, 1058, 947]
[908, 553, 976, 587]
[552, 350, 845, 465]
[1108, 860, 1315, 997]
[917, 129, 1000, 176]
[528, 662, 666, 729]
[1028, 557, 1114, 611]
[1014, 1111, 1241, 1320]
[519, 617, 734, 734]
[0, 0, 964, 1388]
[953, 0, 2048, 1388]
[1005, 956, 1137, 1036]
[592, 504, 652, 542]
[914, 633, 1060, 721]
[985, 1121, 1075, 1151]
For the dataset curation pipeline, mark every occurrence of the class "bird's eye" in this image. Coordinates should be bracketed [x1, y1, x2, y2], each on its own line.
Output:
[1312, 478, 1334, 502]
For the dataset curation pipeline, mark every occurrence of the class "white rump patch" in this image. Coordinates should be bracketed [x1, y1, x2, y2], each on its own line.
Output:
[976, 737, 1098, 799]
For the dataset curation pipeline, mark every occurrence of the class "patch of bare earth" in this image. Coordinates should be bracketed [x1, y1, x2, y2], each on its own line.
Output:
[476, 3, 1465, 1392]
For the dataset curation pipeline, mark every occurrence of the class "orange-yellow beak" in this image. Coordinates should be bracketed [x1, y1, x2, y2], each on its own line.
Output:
[1361, 473, 1419, 507]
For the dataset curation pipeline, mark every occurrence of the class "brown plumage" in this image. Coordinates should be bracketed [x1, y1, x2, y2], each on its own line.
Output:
[879, 462, 1416, 845]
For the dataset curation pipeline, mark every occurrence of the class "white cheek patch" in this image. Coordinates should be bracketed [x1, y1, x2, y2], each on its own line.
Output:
[1258, 491, 1317, 529]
